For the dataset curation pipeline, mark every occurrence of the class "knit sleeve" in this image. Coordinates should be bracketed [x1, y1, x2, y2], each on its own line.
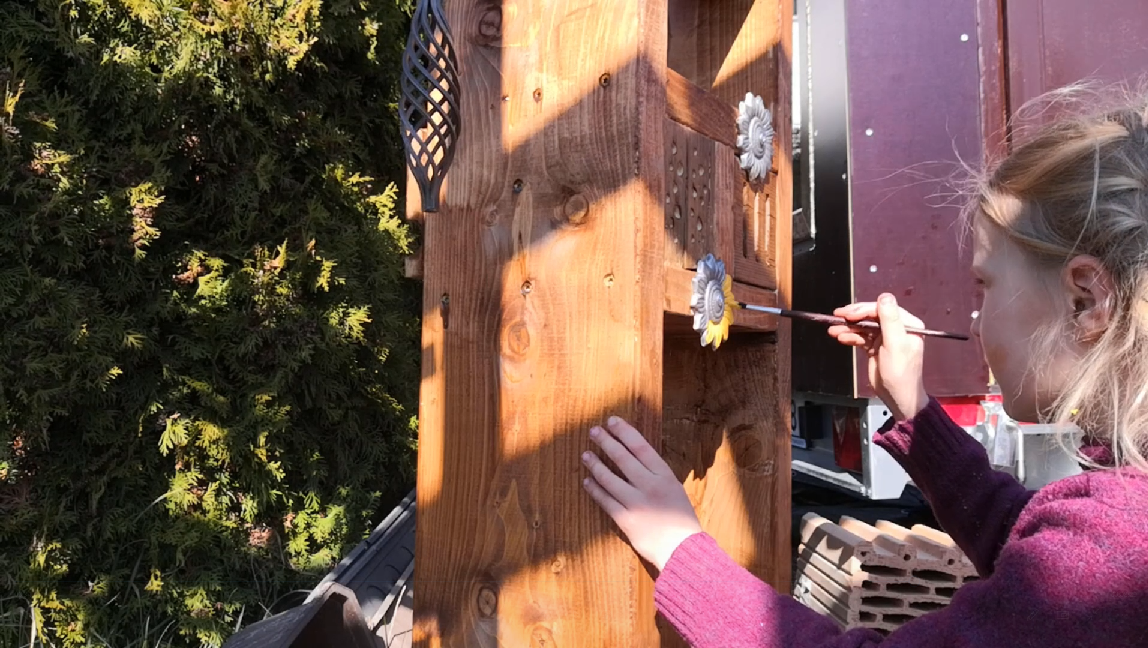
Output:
[873, 397, 1033, 576]
[653, 486, 1148, 648]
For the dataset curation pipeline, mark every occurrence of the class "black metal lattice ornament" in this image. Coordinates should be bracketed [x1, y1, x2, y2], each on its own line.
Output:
[400, 0, 461, 213]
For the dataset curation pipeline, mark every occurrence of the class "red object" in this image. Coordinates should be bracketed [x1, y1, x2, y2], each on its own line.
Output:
[935, 396, 987, 428]
[830, 406, 863, 473]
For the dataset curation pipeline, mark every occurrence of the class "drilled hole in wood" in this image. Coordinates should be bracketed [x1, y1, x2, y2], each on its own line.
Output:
[533, 88, 543, 101]
[513, 178, 524, 193]
[599, 72, 611, 87]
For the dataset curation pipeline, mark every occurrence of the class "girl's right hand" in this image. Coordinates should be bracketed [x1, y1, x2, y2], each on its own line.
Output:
[827, 293, 930, 421]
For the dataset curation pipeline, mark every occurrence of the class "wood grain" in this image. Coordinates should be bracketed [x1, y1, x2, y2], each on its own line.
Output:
[662, 9, 793, 648]
[659, 333, 791, 646]
[412, 0, 666, 645]
[664, 118, 723, 269]
[670, 0, 783, 290]
[666, 70, 739, 149]
[664, 266, 778, 332]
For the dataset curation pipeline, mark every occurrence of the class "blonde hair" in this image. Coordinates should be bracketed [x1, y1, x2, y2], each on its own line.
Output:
[973, 85, 1148, 473]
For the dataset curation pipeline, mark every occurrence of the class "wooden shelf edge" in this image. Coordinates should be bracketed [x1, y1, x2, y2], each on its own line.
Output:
[664, 265, 778, 332]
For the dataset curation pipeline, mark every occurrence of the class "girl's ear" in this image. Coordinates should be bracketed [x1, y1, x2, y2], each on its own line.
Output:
[1064, 255, 1115, 340]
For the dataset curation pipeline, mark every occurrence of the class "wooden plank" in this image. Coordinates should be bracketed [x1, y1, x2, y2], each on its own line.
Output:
[664, 119, 691, 267]
[845, 0, 989, 398]
[660, 333, 790, 645]
[665, 119, 738, 271]
[666, 69, 739, 149]
[663, 265, 778, 332]
[772, 0, 794, 599]
[713, 141, 738, 267]
[413, 0, 667, 645]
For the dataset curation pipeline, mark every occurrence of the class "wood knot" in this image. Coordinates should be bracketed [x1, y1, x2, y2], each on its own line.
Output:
[729, 424, 773, 474]
[477, 586, 498, 618]
[562, 193, 590, 226]
[505, 320, 531, 356]
[475, 4, 502, 46]
[531, 625, 556, 647]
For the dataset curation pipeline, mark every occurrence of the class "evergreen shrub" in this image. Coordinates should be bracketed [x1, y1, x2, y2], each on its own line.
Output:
[0, 0, 419, 645]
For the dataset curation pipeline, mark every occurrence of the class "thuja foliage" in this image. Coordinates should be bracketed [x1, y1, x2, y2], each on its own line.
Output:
[0, 0, 421, 645]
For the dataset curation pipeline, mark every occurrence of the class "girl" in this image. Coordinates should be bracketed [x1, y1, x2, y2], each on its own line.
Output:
[581, 95, 1148, 647]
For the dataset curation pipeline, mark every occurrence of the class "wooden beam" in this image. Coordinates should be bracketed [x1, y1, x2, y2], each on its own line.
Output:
[666, 69, 739, 149]
[660, 333, 791, 646]
[412, 0, 667, 645]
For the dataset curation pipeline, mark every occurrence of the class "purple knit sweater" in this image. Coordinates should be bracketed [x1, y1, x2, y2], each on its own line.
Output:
[654, 398, 1148, 647]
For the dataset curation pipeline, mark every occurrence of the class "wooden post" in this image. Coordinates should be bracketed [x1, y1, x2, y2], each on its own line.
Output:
[410, 0, 791, 645]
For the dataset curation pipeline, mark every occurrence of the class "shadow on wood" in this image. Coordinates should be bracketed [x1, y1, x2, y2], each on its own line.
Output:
[409, 1, 793, 646]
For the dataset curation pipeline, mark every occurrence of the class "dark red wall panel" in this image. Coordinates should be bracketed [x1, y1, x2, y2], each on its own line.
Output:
[845, 0, 991, 398]
[1008, 0, 1148, 119]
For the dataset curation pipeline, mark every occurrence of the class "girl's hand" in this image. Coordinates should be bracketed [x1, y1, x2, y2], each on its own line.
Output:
[828, 293, 930, 421]
[581, 417, 702, 572]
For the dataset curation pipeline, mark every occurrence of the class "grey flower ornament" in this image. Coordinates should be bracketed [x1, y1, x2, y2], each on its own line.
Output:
[691, 254, 737, 350]
[736, 93, 775, 183]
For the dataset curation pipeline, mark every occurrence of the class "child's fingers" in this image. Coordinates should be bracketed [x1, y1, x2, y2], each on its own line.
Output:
[827, 325, 870, 347]
[590, 425, 651, 482]
[876, 294, 908, 341]
[834, 302, 878, 321]
[583, 475, 626, 520]
[582, 450, 638, 504]
[605, 417, 670, 476]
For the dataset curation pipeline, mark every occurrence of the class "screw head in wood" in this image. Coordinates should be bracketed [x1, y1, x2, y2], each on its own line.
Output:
[513, 179, 524, 193]
[599, 72, 611, 87]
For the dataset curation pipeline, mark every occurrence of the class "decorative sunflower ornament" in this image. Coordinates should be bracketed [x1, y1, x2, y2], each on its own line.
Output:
[691, 254, 738, 350]
[736, 93, 775, 183]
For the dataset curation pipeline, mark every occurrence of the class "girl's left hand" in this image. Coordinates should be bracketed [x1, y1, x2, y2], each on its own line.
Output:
[581, 417, 702, 572]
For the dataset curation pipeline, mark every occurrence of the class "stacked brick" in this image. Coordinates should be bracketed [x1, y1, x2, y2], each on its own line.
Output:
[792, 513, 979, 634]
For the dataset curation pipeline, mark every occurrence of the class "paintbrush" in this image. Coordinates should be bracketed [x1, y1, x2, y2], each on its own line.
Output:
[737, 303, 970, 341]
